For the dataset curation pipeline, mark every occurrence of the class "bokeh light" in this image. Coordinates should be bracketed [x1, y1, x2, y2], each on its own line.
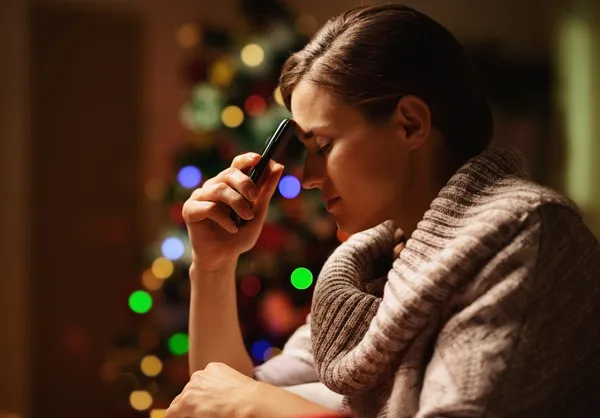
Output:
[151, 257, 174, 280]
[291, 267, 313, 290]
[209, 59, 236, 87]
[141, 269, 163, 291]
[177, 165, 202, 189]
[244, 95, 267, 117]
[278, 175, 301, 199]
[240, 275, 261, 297]
[251, 339, 271, 361]
[161, 237, 185, 261]
[273, 86, 284, 106]
[150, 410, 166, 418]
[221, 105, 244, 128]
[130, 390, 153, 411]
[168, 333, 189, 356]
[241, 43, 264, 67]
[264, 346, 282, 361]
[175, 23, 201, 49]
[129, 290, 153, 314]
[141, 355, 163, 377]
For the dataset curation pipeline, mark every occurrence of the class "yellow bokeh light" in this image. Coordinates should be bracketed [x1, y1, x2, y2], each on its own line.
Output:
[274, 86, 284, 106]
[175, 23, 201, 49]
[142, 269, 163, 291]
[221, 106, 244, 128]
[240, 44, 264, 67]
[130, 390, 153, 411]
[263, 347, 282, 361]
[295, 14, 318, 36]
[151, 257, 174, 280]
[150, 410, 166, 418]
[209, 59, 236, 88]
[141, 355, 163, 377]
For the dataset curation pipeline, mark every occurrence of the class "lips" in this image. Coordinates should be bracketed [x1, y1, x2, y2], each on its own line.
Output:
[325, 197, 341, 212]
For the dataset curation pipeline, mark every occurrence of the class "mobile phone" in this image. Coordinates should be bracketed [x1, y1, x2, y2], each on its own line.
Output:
[232, 118, 297, 227]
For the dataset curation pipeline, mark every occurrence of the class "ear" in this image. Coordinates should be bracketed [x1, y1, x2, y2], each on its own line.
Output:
[392, 95, 432, 151]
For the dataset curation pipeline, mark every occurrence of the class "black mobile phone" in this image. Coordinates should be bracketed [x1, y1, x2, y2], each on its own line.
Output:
[232, 118, 297, 227]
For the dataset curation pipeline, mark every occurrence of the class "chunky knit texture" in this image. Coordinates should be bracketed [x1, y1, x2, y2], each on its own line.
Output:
[255, 148, 600, 417]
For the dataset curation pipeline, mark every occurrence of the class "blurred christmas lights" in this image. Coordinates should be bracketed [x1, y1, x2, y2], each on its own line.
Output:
[151, 257, 174, 280]
[291, 267, 313, 290]
[209, 58, 236, 88]
[161, 237, 185, 261]
[251, 339, 271, 361]
[240, 275, 261, 297]
[241, 43, 264, 67]
[221, 105, 244, 128]
[175, 23, 202, 49]
[274, 86, 285, 106]
[244, 95, 267, 116]
[278, 175, 301, 199]
[129, 290, 153, 314]
[168, 333, 189, 356]
[130, 390, 153, 411]
[177, 165, 202, 189]
[142, 269, 164, 291]
[141, 355, 163, 377]
[263, 346, 282, 361]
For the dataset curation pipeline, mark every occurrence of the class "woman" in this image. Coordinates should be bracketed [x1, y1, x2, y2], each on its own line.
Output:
[166, 4, 600, 418]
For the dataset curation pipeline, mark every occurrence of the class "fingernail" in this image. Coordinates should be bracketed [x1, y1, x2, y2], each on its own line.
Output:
[229, 225, 238, 233]
[243, 210, 254, 220]
[249, 189, 258, 200]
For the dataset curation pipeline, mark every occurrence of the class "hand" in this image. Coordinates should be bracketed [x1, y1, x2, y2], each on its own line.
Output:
[165, 362, 259, 418]
[182, 153, 284, 270]
[166, 362, 340, 418]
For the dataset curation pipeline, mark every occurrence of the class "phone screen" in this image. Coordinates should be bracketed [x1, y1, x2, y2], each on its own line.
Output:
[232, 118, 297, 226]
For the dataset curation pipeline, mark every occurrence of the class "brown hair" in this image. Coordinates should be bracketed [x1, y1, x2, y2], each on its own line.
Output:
[279, 4, 493, 158]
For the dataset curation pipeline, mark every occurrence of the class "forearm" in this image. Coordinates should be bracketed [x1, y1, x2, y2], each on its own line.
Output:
[249, 382, 343, 418]
[188, 260, 254, 377]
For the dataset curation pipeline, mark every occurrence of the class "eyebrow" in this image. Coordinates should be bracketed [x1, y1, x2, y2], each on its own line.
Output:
[301, 130, 314, 141]
[296, 125, 332, 141]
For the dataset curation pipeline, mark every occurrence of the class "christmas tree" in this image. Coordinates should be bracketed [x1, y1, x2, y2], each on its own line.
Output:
[101, 1, 346, 416]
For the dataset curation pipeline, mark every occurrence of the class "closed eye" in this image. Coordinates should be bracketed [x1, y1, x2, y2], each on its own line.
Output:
[317, 143, 332, 155]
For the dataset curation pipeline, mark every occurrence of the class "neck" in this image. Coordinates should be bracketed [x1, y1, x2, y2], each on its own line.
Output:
[395, 149, 465, 239]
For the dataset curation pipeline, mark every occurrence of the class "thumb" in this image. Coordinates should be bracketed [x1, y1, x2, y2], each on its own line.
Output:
[253, 162, 284, 219]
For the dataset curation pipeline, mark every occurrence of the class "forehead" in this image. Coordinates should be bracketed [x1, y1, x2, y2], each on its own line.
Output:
[290, 80, 350, 135]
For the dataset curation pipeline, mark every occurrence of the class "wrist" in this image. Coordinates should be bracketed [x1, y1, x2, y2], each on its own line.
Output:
[189, 258, 238, 284]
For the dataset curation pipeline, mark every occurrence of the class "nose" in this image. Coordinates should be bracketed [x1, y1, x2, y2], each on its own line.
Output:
[301, 155, 325, 190]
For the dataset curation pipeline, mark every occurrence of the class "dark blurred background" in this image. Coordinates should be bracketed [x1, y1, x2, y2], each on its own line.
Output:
[1, 0, 599, 417]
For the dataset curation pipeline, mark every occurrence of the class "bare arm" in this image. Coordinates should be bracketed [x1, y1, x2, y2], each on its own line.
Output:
[188, 260, 254, 377]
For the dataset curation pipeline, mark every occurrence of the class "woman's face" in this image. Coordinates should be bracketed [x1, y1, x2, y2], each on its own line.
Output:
[291, 80, 414, 234]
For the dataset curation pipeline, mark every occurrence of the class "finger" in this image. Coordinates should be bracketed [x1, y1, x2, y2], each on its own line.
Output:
[182, 200, 239, 233]
[231, 152, 261, 171]
[221, 167, 260, 203]
[253, 162, 284, 218]
[200, 182, 254, 221]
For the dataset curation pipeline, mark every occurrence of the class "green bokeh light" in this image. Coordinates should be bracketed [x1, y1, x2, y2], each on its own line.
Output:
[129, 290, 153, 314]
[168, 333, 189, 356]
[291, 267, 313, 290]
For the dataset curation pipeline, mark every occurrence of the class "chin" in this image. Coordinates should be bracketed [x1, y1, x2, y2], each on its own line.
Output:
[336, 214, 384, 236]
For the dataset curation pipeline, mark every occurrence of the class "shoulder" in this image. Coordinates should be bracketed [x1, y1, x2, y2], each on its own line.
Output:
[460, 176, 582, 237]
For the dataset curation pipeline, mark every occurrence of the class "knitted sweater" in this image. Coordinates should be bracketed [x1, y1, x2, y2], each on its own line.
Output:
[255, 148, 600, 417]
